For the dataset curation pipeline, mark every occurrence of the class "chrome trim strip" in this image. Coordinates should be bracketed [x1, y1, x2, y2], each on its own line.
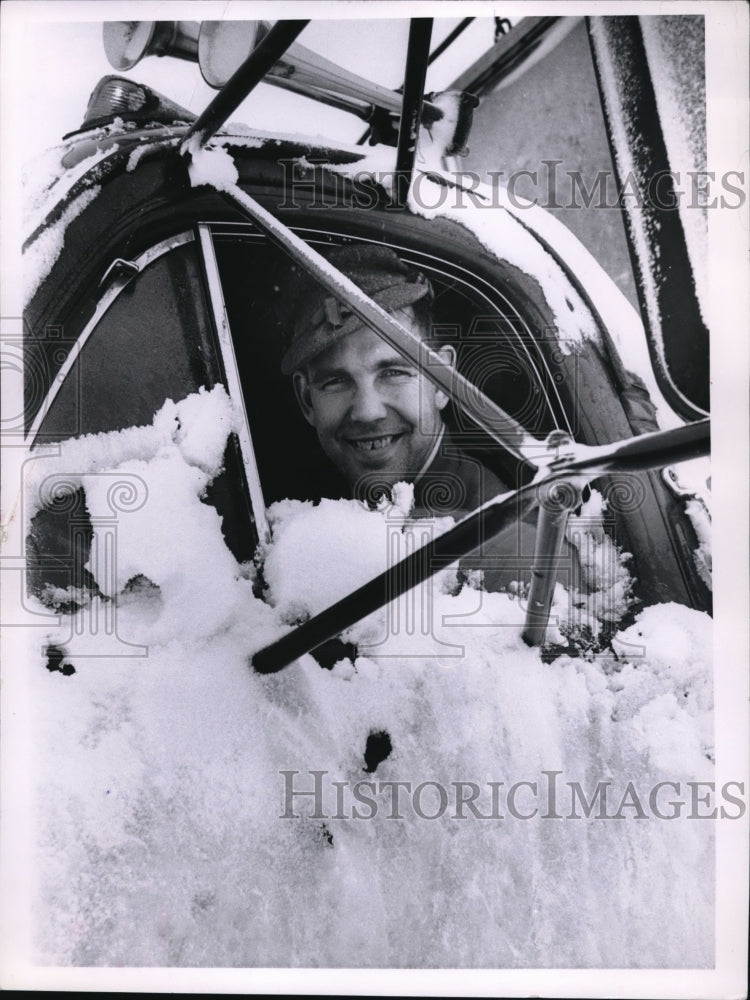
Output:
[26, 231, 195, 448]
[197, 224, 270, 544]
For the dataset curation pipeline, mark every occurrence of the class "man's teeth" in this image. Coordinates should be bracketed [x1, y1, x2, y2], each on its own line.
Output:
[352, 435, 397, 451]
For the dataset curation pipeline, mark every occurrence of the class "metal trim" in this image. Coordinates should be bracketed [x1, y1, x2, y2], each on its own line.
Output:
[196, 224, 270, 544]
[26, 231, 195, 449]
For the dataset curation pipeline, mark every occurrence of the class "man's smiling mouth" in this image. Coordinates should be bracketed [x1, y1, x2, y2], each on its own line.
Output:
[346, 433, 405, 452]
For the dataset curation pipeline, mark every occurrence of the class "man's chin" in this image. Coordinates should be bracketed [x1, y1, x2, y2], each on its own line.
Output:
[335, 439, 421, 494]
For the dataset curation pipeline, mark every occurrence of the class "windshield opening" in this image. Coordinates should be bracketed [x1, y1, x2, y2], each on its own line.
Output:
[211, 227, 571, 507]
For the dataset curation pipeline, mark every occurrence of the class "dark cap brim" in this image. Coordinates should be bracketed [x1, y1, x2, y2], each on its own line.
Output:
[280, 280, 431, 375]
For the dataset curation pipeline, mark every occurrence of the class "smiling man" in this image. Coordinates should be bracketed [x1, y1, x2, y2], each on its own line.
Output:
[282, 243, 509, 514]
[292, 314, 448, 493]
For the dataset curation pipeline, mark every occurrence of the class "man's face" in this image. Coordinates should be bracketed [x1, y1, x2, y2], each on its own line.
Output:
[293, 314, 452, 493]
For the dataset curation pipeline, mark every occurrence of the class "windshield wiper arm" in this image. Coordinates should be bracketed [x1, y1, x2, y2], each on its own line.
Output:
[251, 420, 710, 674]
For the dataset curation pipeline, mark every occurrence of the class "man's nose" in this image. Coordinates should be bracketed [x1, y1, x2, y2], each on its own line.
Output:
[349, 381, 389, 423]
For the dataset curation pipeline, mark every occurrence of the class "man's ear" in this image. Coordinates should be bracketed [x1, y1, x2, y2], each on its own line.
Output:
[293, 371, 316, 426]
[434, 343, 456, 411]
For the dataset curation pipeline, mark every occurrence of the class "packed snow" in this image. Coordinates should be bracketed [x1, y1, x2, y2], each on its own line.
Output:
[187, 141, 240, 191]
[10, 387, 717, 968]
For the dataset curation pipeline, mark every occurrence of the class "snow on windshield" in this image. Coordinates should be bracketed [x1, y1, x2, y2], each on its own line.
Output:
[12, 387, 714, 967]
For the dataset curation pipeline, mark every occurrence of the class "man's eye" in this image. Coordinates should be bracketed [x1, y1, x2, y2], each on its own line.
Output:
[382, 368, 414, 379]
[318, 376, 348, 391]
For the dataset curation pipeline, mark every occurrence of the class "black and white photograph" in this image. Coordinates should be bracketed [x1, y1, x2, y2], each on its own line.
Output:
[1, 1, 748, 995]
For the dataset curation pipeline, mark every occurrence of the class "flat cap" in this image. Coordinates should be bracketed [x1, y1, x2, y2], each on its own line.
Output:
[279, 244, 433, 375]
